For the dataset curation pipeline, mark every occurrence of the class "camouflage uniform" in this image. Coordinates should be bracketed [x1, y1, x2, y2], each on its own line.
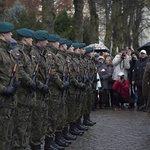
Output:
[12, 42, 36, 149]
[0, 39, 18, 150]
[83, 55, 96, 115]
[29, 44, 49, 146]
[55, 50, 68, 132]
[69, 53, 84, 123]
[67, 53, 82, 123]
[45, 45, 66, 138]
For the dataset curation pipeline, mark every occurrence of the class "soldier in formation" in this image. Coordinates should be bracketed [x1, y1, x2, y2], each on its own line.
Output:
[0, 21, 97, 150]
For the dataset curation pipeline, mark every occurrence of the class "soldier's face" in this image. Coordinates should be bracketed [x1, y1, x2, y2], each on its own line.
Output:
[59, 44, 67, 51]
[54, 41, 59, 49]
[24, 37, 33, 46]
[80, 48, 85, 54]
[89, 51, 94, 57]
[74, 48, 80, 54]
[3, 32, 12, 42]
[67, 46, 74, 53]
[39, 40, 48, 47]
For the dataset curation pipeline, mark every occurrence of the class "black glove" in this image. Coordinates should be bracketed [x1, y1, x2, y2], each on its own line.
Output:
[5, 85, 16, 95]
[84, 77, 90, 83]
[30, 81, 36, 91]
[14, 81, 21, 88]
[62, 81, 70, 90]
[79, 83, 86, 90]
[41, 84, 49, 94]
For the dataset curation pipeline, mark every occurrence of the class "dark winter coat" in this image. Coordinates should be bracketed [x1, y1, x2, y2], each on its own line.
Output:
[132, 57, 148, 86]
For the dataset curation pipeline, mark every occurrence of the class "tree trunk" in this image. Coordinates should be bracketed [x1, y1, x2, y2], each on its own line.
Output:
[0, 0, 5, 21]
[42, 0, 56, 33]
[104, 0, 113, 50]
[73, 0, 84, 42]
[88, 0, 99, 43]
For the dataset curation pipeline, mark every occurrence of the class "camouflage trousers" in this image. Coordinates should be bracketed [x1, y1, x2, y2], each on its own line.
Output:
[67, 92, 82, 123]
[45, 94, 58, 138]
[0, 107, 15, 150]
[55, 95, 67, 132]
[30, 98, 48, 146]
[81, 87, 93, 115]
[0, 95, 17, 150]
[12, 105, 33, 150]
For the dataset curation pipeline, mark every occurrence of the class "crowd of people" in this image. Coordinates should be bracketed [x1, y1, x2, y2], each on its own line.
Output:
[93, 47, 150, 112]
[0, 21, 150, 150]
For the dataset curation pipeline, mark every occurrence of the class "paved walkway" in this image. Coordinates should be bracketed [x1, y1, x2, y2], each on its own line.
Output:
[66, 109, 150, 150]
[27, 108, 150, 150]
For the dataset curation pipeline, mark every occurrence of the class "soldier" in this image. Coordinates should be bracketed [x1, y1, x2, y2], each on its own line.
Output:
[66, 43, 87, 136]
[29, 30, 50, 149]
[67, 42, 89, 133]
[44, 34, 70, 150]
[0, 22, 18, 150]
[12, 28, 36, 149]
[82, 46, 96, 126]
[142, 61, 150, 113]
[53, 38, 72, 147]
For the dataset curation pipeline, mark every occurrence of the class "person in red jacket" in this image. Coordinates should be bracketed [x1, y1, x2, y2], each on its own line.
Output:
[112, 72, 130, 110]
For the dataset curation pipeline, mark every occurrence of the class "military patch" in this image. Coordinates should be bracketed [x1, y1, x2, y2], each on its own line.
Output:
[32, 55, 36, 58]
[101, 68, 105, 72]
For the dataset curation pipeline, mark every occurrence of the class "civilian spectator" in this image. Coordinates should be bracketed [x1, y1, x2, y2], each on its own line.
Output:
[112, 50, 130, 81]
[112, 72, 130, 110]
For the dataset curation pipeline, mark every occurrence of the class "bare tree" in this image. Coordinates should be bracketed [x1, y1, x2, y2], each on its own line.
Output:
[0, 0, 5, 21]
[42, 0, 56, 33]
[73, 0, 84, 42]
[88, 0, 99, 43]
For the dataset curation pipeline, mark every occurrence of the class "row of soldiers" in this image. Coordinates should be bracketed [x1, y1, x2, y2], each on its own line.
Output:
[0, 22, 97, 150]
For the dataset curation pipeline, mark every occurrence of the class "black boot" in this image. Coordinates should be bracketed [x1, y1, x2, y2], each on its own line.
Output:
[44, 136, 58, 150]
[51, 140, 65, 150]
[69, 123, 83, 136]
[83, 114, 96, 126]
[76, 118, 89, 131]
[60, 136, 71, 144]
[55, 132, 69, 147]
[62, 126, 77, 140]
[30, 145, 41, 150]
[87, 114, 96, 125]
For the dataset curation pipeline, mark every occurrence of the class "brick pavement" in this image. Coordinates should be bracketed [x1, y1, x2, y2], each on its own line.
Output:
[66, 109, 150, 150]
[27, 108, 150, 150]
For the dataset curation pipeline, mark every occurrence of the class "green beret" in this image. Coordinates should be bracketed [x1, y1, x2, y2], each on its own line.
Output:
[66, 40, 72, 49]
[48, 34, 60, 42]
[0, 22, 14, 33]
[85, 46, 94, 53]
[72, 43, 79, 50]
[34, 30, 49, 41]
[59, 38, 67, 45]
[79, 43, 86, 49]
[16, 28, 34, 38]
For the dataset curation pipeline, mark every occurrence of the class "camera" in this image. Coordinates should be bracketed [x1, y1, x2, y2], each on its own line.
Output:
[120, 75, 124, 80]
[121, 52, 126, 59]
[132, 55, 137, 60]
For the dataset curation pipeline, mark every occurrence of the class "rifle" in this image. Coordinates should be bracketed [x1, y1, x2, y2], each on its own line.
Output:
[83, 57, 90, 86]
[40, 53, 53, 101]
[75, 54, 82, 100]
[32, 48, 47, 87]
[6, 52, 20, 95]
[9, 55, 19, 88]
[8, 44, 25, 91]
[61, 51, 70, 103]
